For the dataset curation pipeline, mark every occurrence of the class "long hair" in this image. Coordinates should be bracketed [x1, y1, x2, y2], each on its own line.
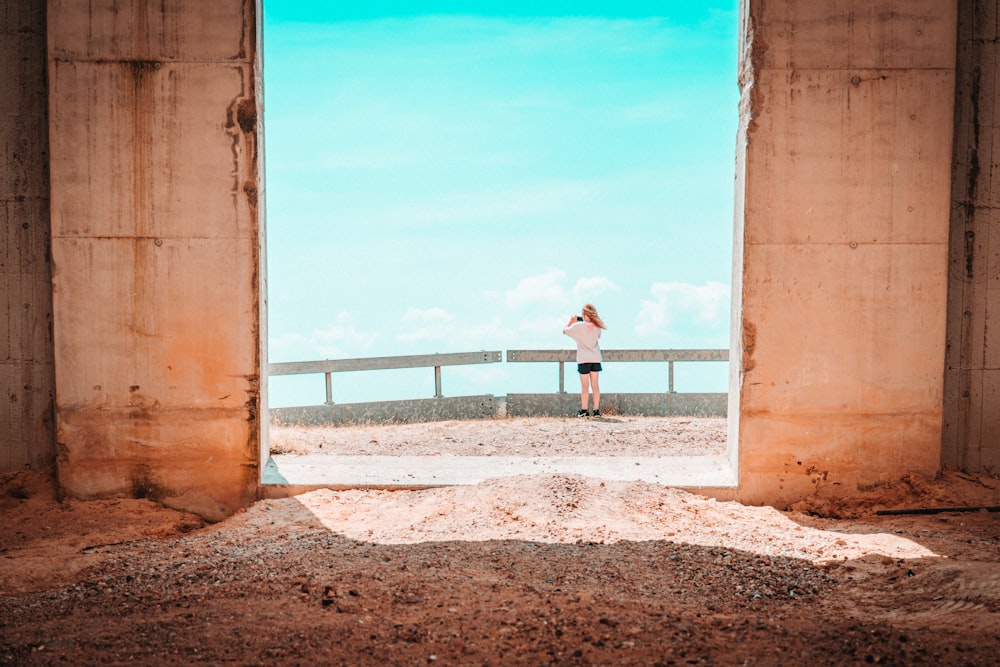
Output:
[582, 303, 606, 329]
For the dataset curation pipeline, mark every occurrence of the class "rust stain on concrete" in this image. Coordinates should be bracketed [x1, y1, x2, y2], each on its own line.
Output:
[236, 97, 256, 134]
[130, 463, 163, 501]
[742, 3, 767, 137]
[219, 11, 263, 494]
[741, 318, 757, 374]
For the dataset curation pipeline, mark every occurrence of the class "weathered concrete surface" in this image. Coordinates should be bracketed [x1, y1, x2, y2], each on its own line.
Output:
[272, 395, 499, 426]
[734, 1, 956, 505]
[506, 393, 727, 419]
[47, 0, 264, 520]
[0, 0, 56, 472]
[944, 0, 1000, 474]
[270, 392, 726, 426]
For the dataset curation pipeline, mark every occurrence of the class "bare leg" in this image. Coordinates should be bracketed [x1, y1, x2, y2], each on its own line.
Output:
[590, 371, 600, 410]
[579, 373, 591, 411]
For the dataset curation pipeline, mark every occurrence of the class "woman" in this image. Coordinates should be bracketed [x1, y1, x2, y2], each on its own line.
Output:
[562, 303, 607, 417]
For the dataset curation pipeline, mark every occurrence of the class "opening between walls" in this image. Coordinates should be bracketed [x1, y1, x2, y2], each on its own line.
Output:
[256, 0, 743, 487]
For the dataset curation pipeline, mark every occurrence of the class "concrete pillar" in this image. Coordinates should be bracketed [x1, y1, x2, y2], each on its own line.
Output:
[944, 0, 1000, 473]
[734, 1, 957, 505]
[47, 0, 265, 519]
[1, 0, 56, 472]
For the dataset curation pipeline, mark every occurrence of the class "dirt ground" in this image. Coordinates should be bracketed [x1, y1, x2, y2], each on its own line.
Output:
[268, 416, 730, 458]
[2, 416, 1000, 666]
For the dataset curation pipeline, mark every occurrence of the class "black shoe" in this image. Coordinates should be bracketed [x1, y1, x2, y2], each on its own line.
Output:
[576, 409, 589, 418]
[592, 409, 601, 417]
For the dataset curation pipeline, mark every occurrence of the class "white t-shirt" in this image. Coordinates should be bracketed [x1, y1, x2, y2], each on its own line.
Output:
[563, 321, 602, 363]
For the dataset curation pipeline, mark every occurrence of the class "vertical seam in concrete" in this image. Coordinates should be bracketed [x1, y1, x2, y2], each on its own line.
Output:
[945, 1, 992, 471]
[1, 0, 56, 473]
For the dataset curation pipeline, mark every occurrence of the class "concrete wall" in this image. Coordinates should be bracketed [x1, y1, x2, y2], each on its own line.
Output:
[944, 0, 1000, 473]
[1, 0, 56, 472]
[5, 0, 985, 517]
[46, 0, 265, 520]
[734, 1, 957, 505]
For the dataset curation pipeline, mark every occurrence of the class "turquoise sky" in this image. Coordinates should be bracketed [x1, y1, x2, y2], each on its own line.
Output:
[264, 2, 739, 407]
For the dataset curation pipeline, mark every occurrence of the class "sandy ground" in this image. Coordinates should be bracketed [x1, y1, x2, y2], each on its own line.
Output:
[268, 416, 730, 458]
[2, 417, 1000, 665]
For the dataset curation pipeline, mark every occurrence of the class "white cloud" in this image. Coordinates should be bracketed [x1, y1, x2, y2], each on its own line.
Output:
[269, 332, 309, 354]
[270, 311, 379, 361]
[572, 276, 619, 302]
[635, 281, 731, 338]
[502, 270, 568, 309]
[396, 315, 508, 349]
[513, 314, 570, 342]
[394, 308, 571, 352]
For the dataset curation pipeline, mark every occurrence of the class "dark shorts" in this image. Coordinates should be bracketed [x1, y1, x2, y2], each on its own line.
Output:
[577, 362, 603, 374]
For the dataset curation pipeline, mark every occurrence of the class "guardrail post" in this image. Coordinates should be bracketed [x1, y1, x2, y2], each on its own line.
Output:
[669, 361, 675, 394]
[324, 372, 334, 405]
[434, 365, 443, 398]
[558, 361, 565, 393]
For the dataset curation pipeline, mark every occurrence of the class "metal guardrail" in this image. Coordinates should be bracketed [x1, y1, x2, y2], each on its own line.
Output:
[268, 348, 729, 423]
[506, 349, 729, 394]
[268, 351, 502, 405]
[269, 349, 727, 406]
